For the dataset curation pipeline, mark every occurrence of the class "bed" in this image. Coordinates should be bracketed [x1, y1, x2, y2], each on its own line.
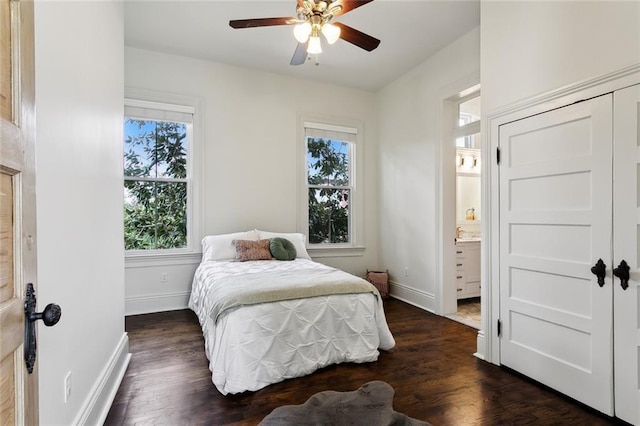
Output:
[188, 229, 396, 395]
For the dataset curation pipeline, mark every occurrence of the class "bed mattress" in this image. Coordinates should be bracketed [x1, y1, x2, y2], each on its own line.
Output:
[189, 258, 395, 395]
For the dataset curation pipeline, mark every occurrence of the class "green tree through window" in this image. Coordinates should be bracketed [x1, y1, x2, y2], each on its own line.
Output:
[124, 118, 188, 250]
[307, 137, 351, 244]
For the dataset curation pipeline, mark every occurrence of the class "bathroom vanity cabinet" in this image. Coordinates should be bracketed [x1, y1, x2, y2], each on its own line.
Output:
[455, 240, 481, 299]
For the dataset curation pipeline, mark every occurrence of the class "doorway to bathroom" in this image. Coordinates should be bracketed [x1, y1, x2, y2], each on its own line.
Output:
[448, 89, 481, 329]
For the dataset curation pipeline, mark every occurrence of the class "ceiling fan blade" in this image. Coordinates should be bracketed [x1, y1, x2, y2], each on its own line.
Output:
[229, 17, 297, 29]
[334, 22, 380, 51]
[290, 42, 308, 66]
[333, 0, 374, 17]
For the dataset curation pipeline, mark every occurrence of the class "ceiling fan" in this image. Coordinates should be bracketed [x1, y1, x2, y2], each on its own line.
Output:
[229, 0, 380, 66]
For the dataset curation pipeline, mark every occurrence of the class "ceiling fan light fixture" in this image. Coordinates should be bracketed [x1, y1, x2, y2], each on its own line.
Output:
[321, 23, 340, 44]
[293, 22, 312, 43]
[229, 0, 380, 66]
[307, 35, 322, 54]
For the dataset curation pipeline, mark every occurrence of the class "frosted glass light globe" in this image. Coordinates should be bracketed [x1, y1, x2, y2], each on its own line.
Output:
[321, 23, 340, 45]
[307, 36, 322, 54]
[293, 22, 312, 43]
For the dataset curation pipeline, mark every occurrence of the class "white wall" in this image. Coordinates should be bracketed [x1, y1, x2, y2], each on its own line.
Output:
[481, 1, 640, 114]
[34, 2, 128, 424]
[124, 47, 381, 314]
[376, 28, 480, 311]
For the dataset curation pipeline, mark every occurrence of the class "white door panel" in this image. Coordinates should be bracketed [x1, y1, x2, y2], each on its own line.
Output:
[509, 267, 591, 317]
[510, 223, 592, 261]
[509, 310, 592, 369]
[499, 95, 614, 414]
[613, 84, 640, 425]
[507, 114, 594, 166]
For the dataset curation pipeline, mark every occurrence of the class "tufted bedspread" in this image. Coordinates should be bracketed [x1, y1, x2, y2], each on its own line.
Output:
[188, 258, 396, 395]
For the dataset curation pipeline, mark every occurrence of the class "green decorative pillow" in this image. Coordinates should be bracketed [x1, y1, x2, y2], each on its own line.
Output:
[270, 237, 297, 261]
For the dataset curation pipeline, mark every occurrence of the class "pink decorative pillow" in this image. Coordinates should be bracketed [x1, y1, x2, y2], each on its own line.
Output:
[234, 239, 273, 262]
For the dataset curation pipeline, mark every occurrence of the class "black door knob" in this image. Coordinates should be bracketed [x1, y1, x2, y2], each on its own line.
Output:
[29, 303, 62, 327]
[590, 259, 606, 287]
[613, 260, 630, 290]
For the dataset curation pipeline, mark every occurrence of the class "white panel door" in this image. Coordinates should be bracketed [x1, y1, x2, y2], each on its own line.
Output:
[613, 85, 640, 425]
[499, 95, 614, 414]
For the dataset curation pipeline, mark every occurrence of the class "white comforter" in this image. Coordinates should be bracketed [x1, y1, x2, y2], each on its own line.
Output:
[188, 258, 395, 395]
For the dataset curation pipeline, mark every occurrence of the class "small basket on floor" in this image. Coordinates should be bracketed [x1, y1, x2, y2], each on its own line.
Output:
[366, 270, 389, 299]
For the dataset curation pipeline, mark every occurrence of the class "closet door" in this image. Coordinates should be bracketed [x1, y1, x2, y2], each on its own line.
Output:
[613, 85, 640, 425]
[498, 95, 614, 414]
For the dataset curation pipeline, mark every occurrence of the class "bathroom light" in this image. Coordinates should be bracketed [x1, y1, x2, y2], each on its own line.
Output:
[463, 155, 473, 170]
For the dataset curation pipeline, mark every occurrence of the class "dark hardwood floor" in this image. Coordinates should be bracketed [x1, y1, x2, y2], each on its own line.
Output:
[105, 298, 621, 425]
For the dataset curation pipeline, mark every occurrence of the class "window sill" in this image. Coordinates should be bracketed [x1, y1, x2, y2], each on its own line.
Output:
[307, 246, 366, 258]
[125, 251, 202, 268]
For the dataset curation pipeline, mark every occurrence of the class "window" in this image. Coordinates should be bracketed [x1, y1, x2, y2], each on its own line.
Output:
[304, 122, 357, 246]
[458, 95, 481, 126]
[123, 100, 194, 252]
[455, 93, 481, 149]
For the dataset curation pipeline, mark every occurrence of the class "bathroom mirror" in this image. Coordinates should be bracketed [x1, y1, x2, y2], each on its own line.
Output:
[456, 174, 481, 223]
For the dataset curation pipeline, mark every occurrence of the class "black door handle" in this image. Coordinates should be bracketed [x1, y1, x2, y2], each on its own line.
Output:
[613, 260, 630, 291]
[24, 283, 61, 374]
[591, 259, 606, 287]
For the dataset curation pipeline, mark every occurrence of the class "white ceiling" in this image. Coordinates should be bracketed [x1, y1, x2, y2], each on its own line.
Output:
[124, 0, 480, 92]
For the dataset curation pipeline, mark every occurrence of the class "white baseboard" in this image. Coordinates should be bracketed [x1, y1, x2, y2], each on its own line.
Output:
[389, 281, 436, 313]
[73, 333, 130, 426]
[125, 291, 191, 315]
[475, 329, 486, 360]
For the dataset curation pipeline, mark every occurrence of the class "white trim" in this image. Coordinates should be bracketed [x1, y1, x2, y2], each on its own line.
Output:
[482, 63, 640, 366]
[125, 251, 202, 268]
[474, 329, 486, 360]
[389, 282, 436, 313]
[308, 246, 366, 258]
[486, 63, 640, 121]
[124, 88, 201, 114]
[72, 333, 130, 426]
[123, 176, 188, 184]
[125, 291, 191, 316]
[303, 121, 358, 134]
[458, 84, 481, 100]
[125, 98, 195, 115]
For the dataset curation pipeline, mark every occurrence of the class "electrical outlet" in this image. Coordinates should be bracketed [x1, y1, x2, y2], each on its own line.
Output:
[161, 272, 168, 283]
[404, 267, 409, 277]
[64, 372, 71, 403]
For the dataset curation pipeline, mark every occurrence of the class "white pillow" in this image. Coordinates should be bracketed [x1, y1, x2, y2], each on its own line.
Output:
[201, 230, 259, 261]
[256, 230, 311, 260]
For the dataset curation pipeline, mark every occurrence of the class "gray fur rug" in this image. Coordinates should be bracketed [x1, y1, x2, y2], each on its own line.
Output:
[259, 380, 431, 426]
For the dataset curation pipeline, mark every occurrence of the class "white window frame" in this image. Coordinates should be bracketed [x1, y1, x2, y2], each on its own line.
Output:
[298, 115, 365, 257]
[124, 93, 203, 265]
[454, 89, 481, 148]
